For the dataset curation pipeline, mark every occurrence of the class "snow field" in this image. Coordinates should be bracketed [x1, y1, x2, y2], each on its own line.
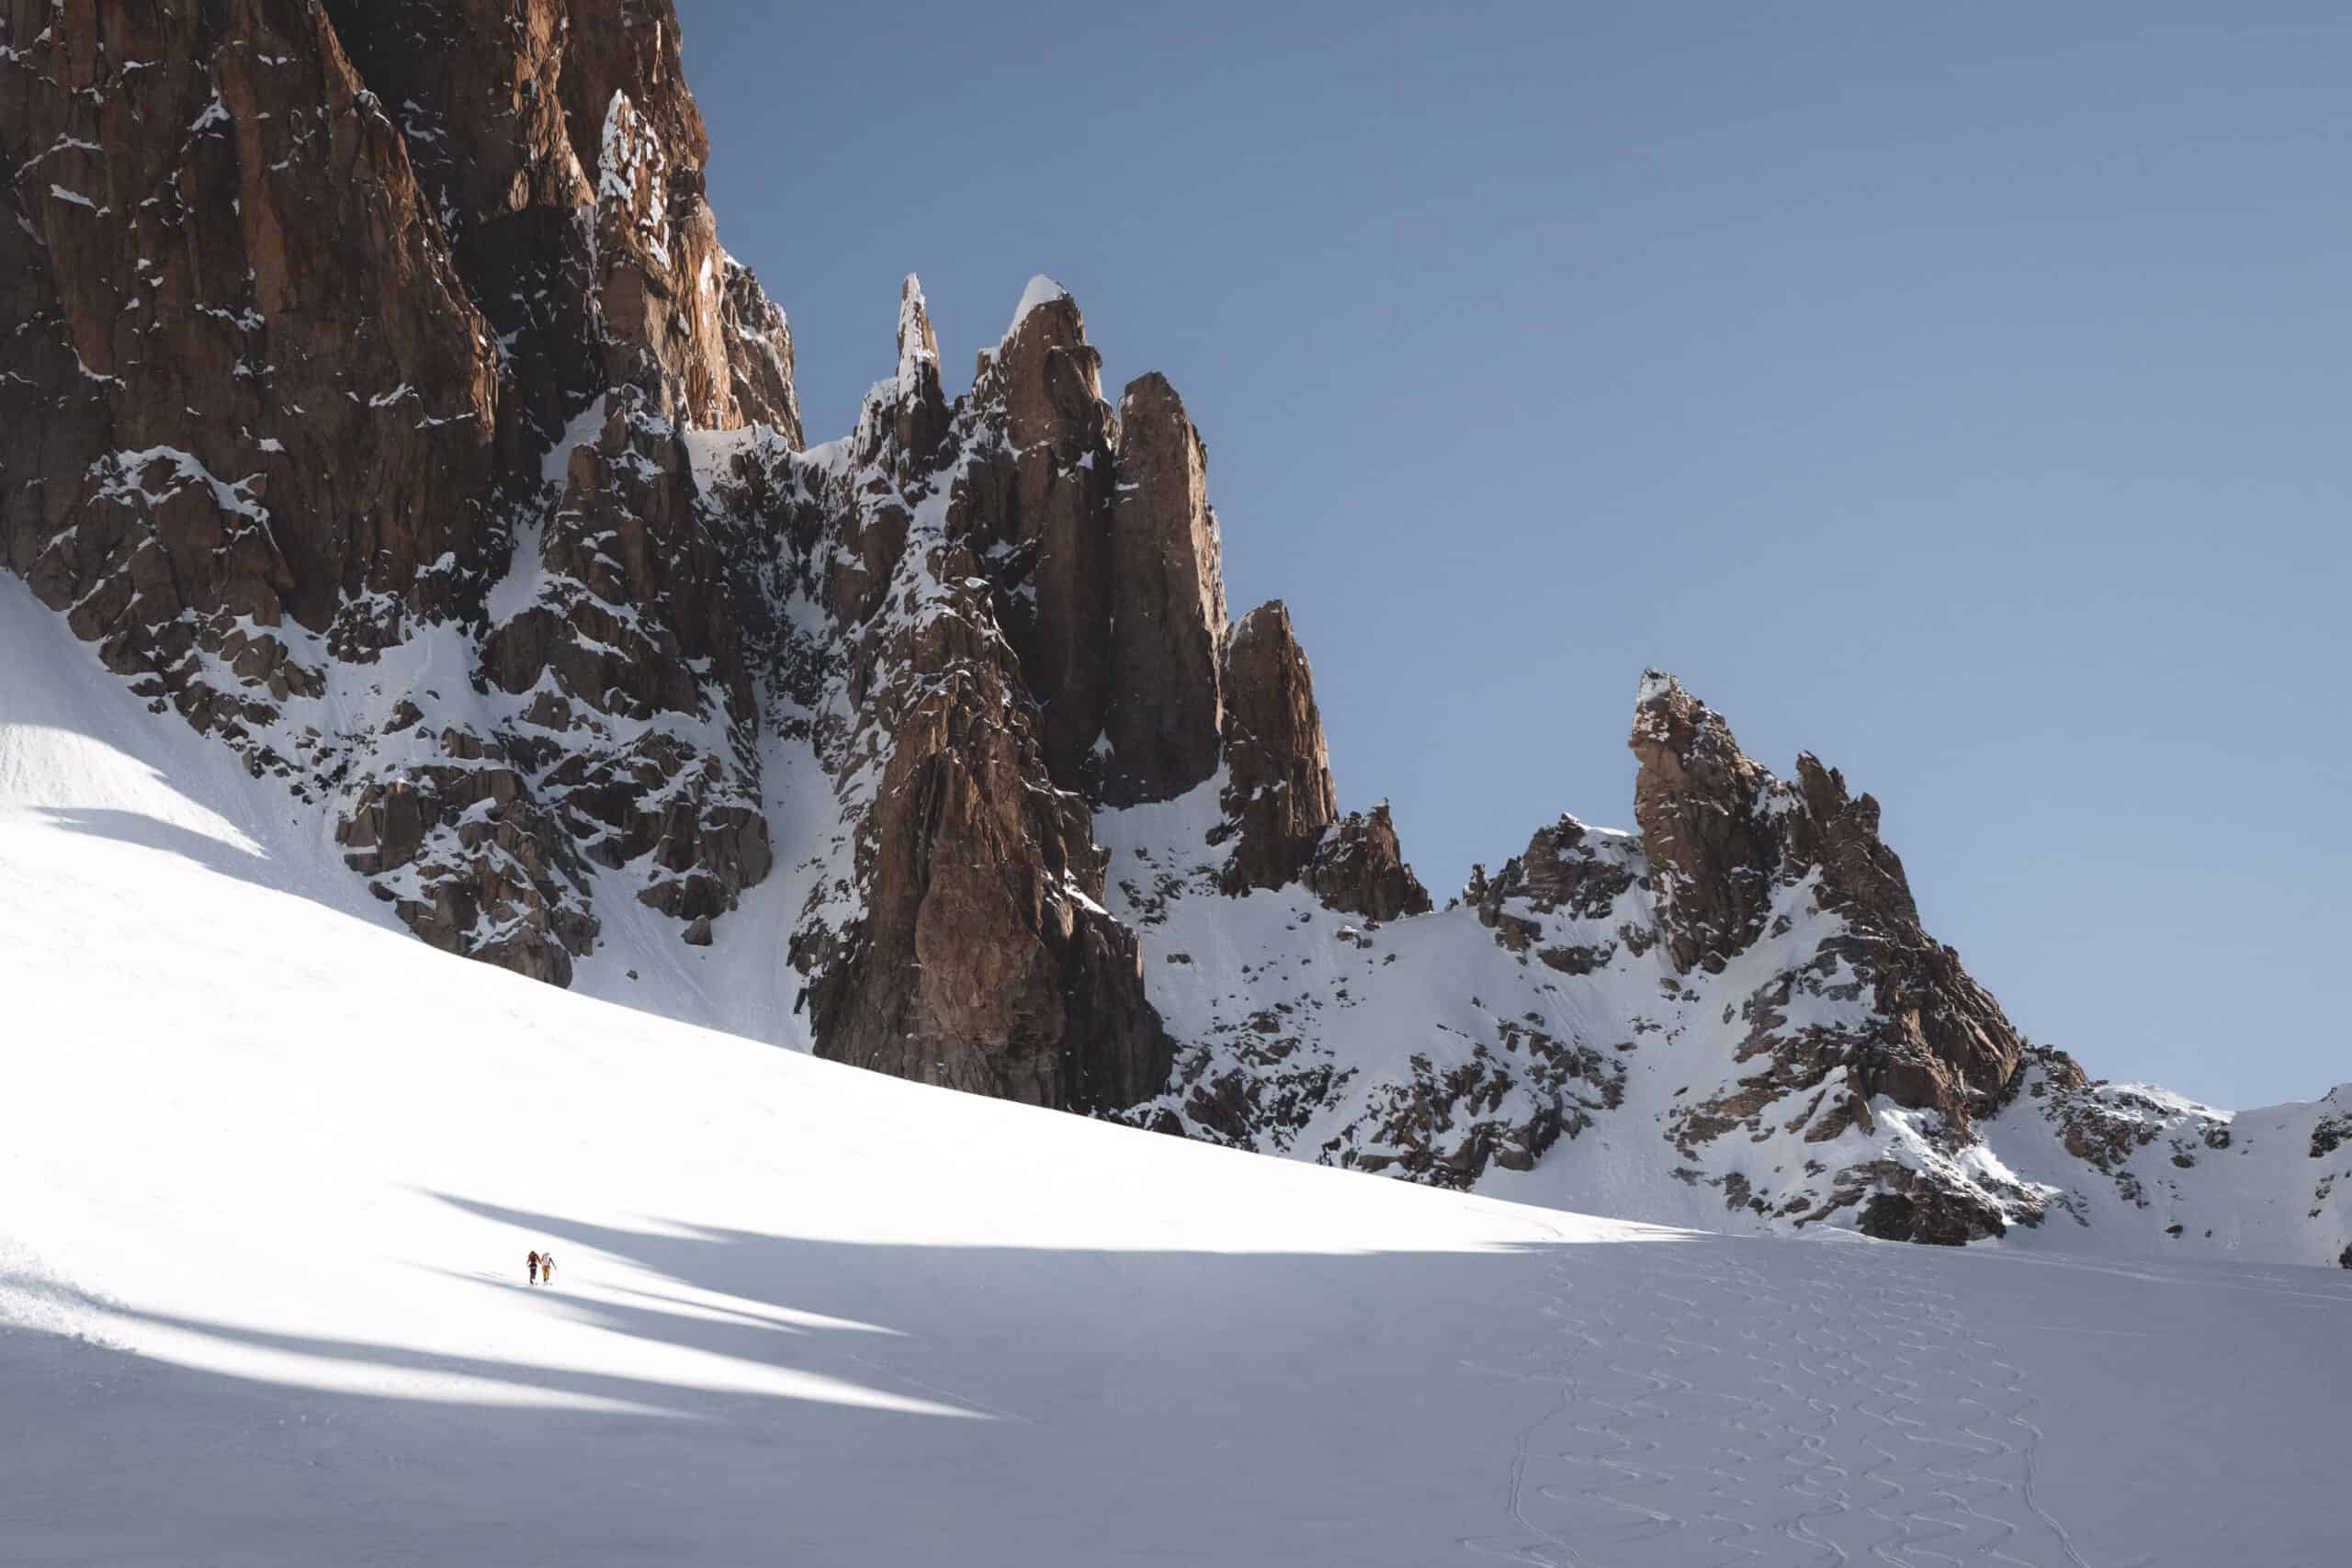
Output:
[3, 576, 2346, 1565]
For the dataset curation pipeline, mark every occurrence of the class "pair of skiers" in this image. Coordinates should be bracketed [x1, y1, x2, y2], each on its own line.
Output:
[526, 1248, 558, 1287]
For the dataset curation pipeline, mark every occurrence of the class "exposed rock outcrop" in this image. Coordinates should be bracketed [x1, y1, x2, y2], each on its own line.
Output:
[872, 274, 949, 468]
[799, 551, 1170, 1110]
[1471, 815, 1646, 973]
[1216, 601, 1338, 893]
[952, 280, 1117, 788]
[1787, 750, 2026, 1122]
[320, 0, 801, 452]
[1630, 671, 2027, 1130]
[1103, 371, 1227, 805]
[1629, 671, 1782, 976]
[2, 0, 499, 729]
[2, 0, 803, 980]
[760, 283, 1173, 1114]
[1310, 804, 1432, 923]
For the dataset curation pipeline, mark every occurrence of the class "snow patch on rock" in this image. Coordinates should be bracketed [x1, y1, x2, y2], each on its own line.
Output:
[1000, 272, 1071, 347]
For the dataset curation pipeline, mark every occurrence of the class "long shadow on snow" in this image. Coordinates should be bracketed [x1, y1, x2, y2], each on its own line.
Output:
[1, 1202, 1658, 1568]
[27, 803, 391, 937]
[10, 1206, 2348, 1568]
[36, 806, 279, 886]
[424, 1191, 1611, 1410]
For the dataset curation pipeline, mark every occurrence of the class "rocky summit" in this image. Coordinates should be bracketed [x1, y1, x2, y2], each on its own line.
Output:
[5, 1, 2346, 1263]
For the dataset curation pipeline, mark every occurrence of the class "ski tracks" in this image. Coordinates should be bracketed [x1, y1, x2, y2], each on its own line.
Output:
[1462, 1239, 2096, 1567]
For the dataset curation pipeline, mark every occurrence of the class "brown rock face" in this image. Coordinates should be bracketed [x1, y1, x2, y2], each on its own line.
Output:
[321, 0, 800, 453]
[1850, 1164, 2010, 1247]
[873, 275, 950, 468]
[2, 0, 499, 719]
[315, 0, 593, 457]
[761, 278, 1436, 1118]
[1629, 672, 1782, 975]
[343, 0, 793, 971]
[4, 0, 799, 983]
[1310, 804, 1432, 922]
[1629, 671, 2028, 1129]
[775, 283, 1174, 1114]
[1207, 599, 1430, 917]
[1787, 751, 2026, 1121]
[1216, 602, 1339, 892]
[942, 288, 1240, 810]
[314, 0, 802, 452]
[337, 759, 596, 986]
[950, 287, 1118, 787]
[1102, 372, 1228, 804]
[806, 590, 1171, 1109]
[482, 385, 772, 928]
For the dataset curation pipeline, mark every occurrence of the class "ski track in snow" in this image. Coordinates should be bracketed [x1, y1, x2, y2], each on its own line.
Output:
[1460, 1239, 2108, 1568]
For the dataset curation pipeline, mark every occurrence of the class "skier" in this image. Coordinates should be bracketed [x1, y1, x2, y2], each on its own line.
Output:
[526, 1249, 540, 1286]
[539, 1249, 556, 1288]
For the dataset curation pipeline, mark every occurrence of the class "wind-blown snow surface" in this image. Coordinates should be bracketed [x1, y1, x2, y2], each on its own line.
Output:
[2, 576, 2346, 1566]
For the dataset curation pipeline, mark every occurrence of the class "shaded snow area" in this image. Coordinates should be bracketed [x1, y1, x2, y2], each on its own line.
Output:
[4, 578, 2347, 1564]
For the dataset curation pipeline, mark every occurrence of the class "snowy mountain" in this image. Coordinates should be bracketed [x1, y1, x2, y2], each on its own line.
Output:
[6, 570, 2346, 1565]
[4, 0, 2347, 1271]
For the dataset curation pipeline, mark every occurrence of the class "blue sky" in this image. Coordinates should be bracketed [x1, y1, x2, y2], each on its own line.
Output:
[682, 3, 2349, 1109]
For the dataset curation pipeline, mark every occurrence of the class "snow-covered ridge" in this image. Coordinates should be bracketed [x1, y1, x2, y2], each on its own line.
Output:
[1091, 683, 2352, 1265]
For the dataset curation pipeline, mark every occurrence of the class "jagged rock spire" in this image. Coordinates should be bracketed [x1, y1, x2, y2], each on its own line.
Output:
[1627, 668, 2029, 1144]
[999, 273, 1074, 349]
[1210, 601, 1430, 916]
[896, 272, 941, 395]
[1217, 602, 1340, 891]
[799, 564, 1173, 1112]
[1103, 371, 1228, 803]
[1629, 670, 1783, 975]
[860, 275, 950, 465]
[789, 273, 1173, 1111]
[324, 1, 799, 451]
[948, 277, 1118, 784]
[988, 278, 1103, 451]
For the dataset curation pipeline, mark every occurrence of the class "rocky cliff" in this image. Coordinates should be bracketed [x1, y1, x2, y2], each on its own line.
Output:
[6, 1, 2344, 1264]
[2, 0, 793, 984]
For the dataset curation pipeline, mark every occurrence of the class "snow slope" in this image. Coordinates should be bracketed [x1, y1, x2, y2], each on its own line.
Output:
[3, 575, 2346, 1565]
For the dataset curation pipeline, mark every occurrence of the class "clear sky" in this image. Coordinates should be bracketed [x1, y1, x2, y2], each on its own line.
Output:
[681, 2, 2349, 1110]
